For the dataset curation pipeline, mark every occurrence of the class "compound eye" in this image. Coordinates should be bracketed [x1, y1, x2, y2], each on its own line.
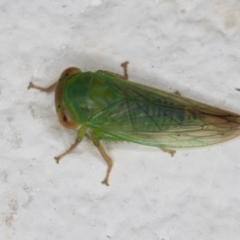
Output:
[57, 111, 79, 129]
[59, 67, 81, 80]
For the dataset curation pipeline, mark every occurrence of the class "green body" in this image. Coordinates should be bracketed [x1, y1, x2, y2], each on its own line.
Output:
[61, 70, 240, 149]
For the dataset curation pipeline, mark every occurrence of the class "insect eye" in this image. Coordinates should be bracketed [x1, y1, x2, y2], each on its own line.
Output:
[57, 111, 79, 129]
[63, 113, 68, 122]
[59, 67, 81, 80]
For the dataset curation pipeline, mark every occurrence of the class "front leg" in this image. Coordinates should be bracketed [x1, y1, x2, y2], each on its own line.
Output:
[55, 123, 88, 163]
[28, 81, 58, 92]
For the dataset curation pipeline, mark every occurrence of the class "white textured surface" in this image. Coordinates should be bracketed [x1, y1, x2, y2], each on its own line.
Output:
[1, 0, 240, 239]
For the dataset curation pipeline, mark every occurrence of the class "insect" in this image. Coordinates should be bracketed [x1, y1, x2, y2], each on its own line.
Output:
[28, 62, 240, 186]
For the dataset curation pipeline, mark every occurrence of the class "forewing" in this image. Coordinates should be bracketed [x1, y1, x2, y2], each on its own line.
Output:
[89, 72, 240, 148]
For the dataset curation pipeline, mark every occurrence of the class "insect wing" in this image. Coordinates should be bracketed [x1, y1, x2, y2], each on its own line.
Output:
[89, 72, 240, 148]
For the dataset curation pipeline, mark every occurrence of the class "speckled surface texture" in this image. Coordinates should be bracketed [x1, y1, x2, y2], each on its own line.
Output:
[1, 0, 240, 239]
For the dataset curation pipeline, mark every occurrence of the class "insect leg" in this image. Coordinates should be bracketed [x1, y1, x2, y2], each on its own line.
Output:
[54, 123, 88, 163]
[160, 147, 176, 157]
[95, 142, 113, 186]
[90, 133, 113, 186]
[98, 61, 129, 81]
[54, 142, 79, 163]
[28, 82, 58, 93]
[174, 90, 181, 96]
[120, 61, 129, 80]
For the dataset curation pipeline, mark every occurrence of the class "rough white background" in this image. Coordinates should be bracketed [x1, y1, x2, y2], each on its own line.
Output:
[1, 0, 240, 239]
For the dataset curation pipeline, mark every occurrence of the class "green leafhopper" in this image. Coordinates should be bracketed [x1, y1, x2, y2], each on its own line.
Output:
[28, 62, 240, 185]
